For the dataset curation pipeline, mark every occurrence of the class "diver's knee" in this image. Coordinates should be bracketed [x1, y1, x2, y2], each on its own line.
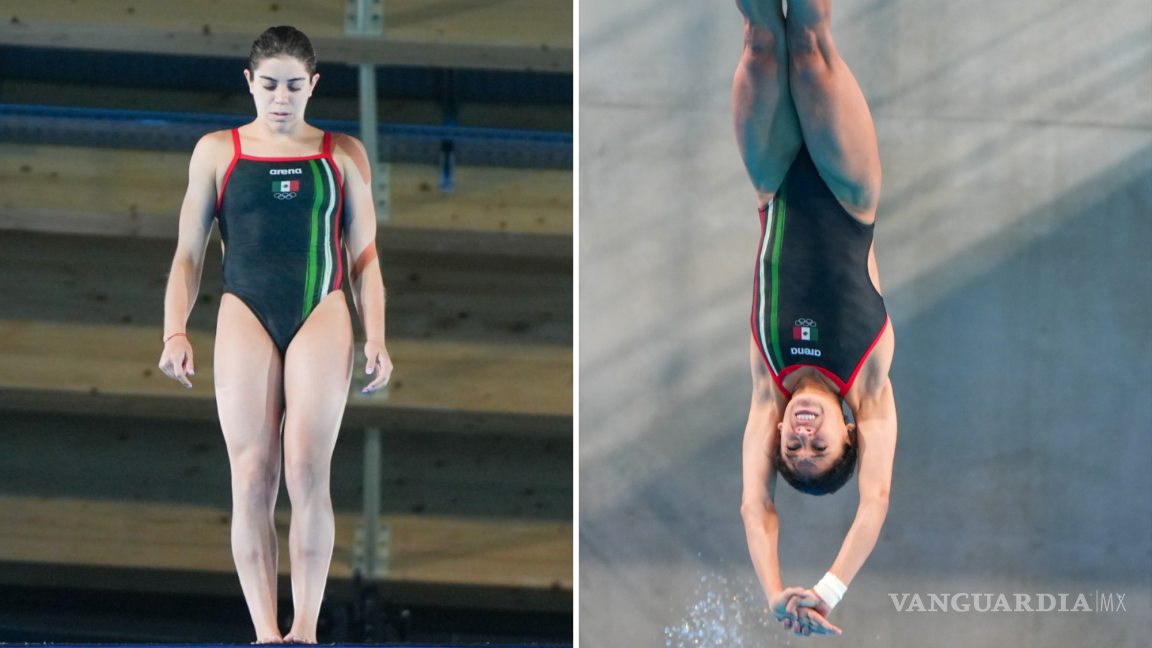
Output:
[740, 23, 787, 76]
[786, 23, 833, 84]
[736, 0, 784, 28]
[285, 458, 329, 501]
[232, 463, 276, 511]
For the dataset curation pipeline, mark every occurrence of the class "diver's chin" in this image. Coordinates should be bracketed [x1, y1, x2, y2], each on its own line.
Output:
[789, 394, 825, 416]
[263, 111, 297, 129]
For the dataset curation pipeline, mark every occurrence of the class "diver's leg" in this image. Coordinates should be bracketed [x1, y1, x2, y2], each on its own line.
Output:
[215, 293, 285, 642]
[785, 0, 882, 220]
[734, 0, 804, 208]
[281, 292, 354, 642]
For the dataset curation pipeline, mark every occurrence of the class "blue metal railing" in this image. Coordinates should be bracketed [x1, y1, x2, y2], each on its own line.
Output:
[0, 103, 572, 169]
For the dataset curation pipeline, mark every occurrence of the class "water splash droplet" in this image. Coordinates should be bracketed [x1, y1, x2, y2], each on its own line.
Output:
[662, 571, 783, 647]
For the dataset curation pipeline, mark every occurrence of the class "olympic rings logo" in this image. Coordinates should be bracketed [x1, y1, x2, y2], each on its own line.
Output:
[273, 192, 298, 200]
[794, 318, 817, 327]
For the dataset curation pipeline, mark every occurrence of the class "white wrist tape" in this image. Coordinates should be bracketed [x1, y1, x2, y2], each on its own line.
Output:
[813, 572, 847, 610]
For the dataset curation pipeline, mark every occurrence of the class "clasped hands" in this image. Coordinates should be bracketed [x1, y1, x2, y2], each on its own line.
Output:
[769, 587, 842, 637]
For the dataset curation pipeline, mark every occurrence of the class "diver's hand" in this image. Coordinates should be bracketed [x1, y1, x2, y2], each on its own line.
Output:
[786, 605, 841, 637]
[769, 587, 810, 623]
[159, 334, 194, 389]
[779, 588, 841, 636]
[361, 339, 393, 394]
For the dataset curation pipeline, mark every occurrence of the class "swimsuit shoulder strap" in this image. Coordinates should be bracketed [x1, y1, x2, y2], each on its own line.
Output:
[323, 131, 332, 156]
[217, 129, 243, 213]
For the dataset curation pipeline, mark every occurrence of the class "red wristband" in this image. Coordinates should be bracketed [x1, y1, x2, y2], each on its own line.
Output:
[164, 332, 188, 345]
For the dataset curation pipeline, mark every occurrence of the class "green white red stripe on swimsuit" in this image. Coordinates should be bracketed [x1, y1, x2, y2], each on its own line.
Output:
[301, 157, 340, 319]
[756, 181, 788, 374]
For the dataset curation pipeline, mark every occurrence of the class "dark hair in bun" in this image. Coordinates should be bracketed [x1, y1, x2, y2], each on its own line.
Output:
[248, 26, 317, 76]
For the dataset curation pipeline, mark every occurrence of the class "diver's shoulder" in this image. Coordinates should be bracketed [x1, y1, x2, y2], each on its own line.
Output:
[191, 129, 236, 162]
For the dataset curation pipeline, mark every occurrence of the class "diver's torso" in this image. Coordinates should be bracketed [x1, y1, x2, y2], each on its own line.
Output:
[215, 128, 346, 326]
[751, 144, 889, 398]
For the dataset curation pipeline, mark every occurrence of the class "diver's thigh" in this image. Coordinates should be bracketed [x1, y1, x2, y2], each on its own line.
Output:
[733, 2, 803, 207]
[282, 292, 353, 455]
[215, 293, 284, 457]
[785, 5, 881, 217]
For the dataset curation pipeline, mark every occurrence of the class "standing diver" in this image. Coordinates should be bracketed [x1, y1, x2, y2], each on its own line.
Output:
[158, 26, 393, 643]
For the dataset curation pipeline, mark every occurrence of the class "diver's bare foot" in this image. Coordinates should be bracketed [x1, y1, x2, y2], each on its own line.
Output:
[251, 638, 283, 644]
[282, 635, 316, 644]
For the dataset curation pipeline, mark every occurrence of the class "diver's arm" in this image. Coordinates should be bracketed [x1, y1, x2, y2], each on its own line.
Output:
[158, 131, 221, 388]
[741, 364, 839, 635]
[336, 134, 384, 340]
[741, 335, 786, 599]
[742, 339, 845, 636]
[164, 132, 219, 337]
[335, 134, 392, 392]
[740, 391, 784, 599]
[825, 377, 896, 589]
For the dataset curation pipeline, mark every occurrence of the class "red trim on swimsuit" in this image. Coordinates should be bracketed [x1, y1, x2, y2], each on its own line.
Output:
[842, 315, 889, 394]
[772, 366, 846, 400]
[232, 128, 330, 162]
[750, 206, 766, 364]
[761, 345, 791, 397]
[237, 153, 328, 161]
[216, 129, 242, 213]
[323, 131, 345, 291]
[223, 129, 346, 289]
[765, 316, 889, 399]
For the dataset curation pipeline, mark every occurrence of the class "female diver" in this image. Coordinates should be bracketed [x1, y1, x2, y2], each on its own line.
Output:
[733, 0, 898, 638]
[158, 26, 393, 643]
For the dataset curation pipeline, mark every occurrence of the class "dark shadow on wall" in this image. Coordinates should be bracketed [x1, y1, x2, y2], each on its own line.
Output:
[581, 144, 1152, 584]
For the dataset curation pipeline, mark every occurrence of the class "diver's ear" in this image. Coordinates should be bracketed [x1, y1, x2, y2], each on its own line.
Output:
[777, 422, 784, 433]
[846, 421, 857, 442]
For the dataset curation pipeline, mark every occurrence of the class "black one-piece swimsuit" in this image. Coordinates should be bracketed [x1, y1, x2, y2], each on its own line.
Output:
[750, 144, 889, 398]
[216, 129, 346, 355]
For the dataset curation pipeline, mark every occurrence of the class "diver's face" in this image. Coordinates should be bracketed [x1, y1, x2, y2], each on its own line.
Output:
[244, 56, 318, 130]
[778, 392, 849, 477]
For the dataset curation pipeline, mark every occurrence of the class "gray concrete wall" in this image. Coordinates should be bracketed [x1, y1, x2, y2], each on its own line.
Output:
[579, 1, 1152, 646]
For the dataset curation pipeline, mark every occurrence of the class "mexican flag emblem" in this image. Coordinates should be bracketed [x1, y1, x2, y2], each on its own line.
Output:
[273, 180, 300, 192]
[793, 325, 818, 341]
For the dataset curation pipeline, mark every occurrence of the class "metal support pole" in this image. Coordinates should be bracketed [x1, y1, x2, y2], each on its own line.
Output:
[438, 69, 458, 192]
[358, 64, 391, 221]
[349, 0, 389, 582]
[345, 0, 383, 33]
[347, 0, 390, 221]
[355, 425, 387, 579]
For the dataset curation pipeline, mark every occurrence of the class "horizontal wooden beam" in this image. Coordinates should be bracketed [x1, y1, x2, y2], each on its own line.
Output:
[0, 495, 572, 611]
[0, 320, 572, 437]
[0, 562, 573, 612]
[0, 17, 571, 72]
[0, 144, 572, 257]
[0, 206, 572, 260]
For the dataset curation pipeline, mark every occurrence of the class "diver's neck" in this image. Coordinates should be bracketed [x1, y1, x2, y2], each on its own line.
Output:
[784, 367, 841, 397]
[250, 118, 313, 141]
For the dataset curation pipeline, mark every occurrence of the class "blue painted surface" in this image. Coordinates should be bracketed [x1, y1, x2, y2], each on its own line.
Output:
[0, 104, 572, 169]
[0, 45, 573, 104]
